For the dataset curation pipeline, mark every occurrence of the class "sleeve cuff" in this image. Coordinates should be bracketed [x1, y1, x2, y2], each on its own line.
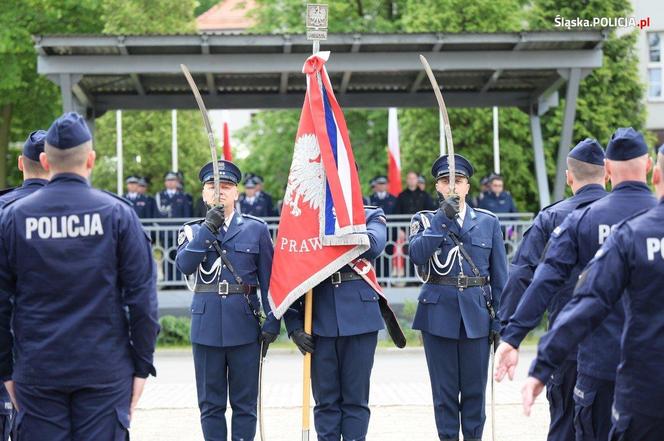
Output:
[528, 359, 553, 384]
[134, 362, 157, 379]
[262, 315, 281, 335]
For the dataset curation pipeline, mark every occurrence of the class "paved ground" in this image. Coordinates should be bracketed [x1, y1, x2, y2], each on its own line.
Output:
[132, 347, 549, 440]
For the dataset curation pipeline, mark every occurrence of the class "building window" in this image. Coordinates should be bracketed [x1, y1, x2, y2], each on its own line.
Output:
[649, 32, 663, 99]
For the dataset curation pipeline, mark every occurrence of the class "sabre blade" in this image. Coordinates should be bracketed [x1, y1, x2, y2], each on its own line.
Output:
[180, 64, 221, 205]
[419, 55, 456, 194]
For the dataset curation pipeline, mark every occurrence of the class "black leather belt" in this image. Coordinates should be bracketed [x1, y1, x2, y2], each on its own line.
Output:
[194, 281, 255, 295]
[425, 275, 488, 288]
[329, 271, 363, 284]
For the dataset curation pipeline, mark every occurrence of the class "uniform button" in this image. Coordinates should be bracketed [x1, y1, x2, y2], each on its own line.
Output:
[222, 295, 227, 299]
[246, 248, 250, 252]
[482, 243, 486, 246]
[205, 240, 210, 244]
[223, 250, 227, 254]
[442, 225, 447, 229]
[223, 265, 226, 268]
[334, 284, 339, 288]
[423, 299, 427, 303]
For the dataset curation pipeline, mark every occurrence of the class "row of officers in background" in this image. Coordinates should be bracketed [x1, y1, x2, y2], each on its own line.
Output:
[125, 167, 517, 222]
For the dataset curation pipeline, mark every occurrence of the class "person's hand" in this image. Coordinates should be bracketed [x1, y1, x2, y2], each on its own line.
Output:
[291, 329, 315, 355]
[438, 194, 460, 219]
[494, 342, 519, 382]
[3, 380, 17, 412]
[129, 377, 147, 422]
[521, 376, 545, 416]
[259, 331, 278, 357]
[204, 206, 225, 234]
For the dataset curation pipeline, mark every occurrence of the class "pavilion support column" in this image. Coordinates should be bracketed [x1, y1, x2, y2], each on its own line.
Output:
[553, 68, 581, 201]
[529, 108, 551, 209]
[60, 74, 75, 113]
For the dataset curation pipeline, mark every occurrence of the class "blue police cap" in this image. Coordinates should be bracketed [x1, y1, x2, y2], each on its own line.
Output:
[568, 138, 605, 165]
[606, 128, 648, 161]
[137, 176, 148, 187]
[418, 175, 426, 184]
[199, 160, 242, 185]
[253, 175, 264, 185]
[374, 176, 388, 185]
[22, 130, 47, 161]
[164, 171, 178, 180]
[244, 177, 257, 189]
[126, 175, 139, 184]
[45, 112, 92, 149]
[431, 154, 474, 179]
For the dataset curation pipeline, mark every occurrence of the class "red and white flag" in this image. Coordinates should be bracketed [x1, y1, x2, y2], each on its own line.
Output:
[387, 107, 402, 197]
[221, 111, 232, 161]
[269, 52, 369, 319]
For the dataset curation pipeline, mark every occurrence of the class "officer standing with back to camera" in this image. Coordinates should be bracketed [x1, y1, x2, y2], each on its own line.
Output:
[495, 128, 656, 441]
[521, 144, 664, 441]
[408, 154, 507, 441]
[0, 129, 50, 441]
[176, 159, 281, 441]
[495, 139, 608, 441]
[0, 112, 160, 441]
[285, 203, 389, 441]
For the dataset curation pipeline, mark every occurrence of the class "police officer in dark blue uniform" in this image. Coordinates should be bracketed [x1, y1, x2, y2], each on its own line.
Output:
[251, 175, 275, 216]
[478, 174, 517, 214]
[0, 129, 49, 441]
[136, 176, 159, 218]
[0, 130, 49, 208]
[176, 160, 281, 441]
[495, 139, 608, 441]
[286, 206, 388, 441]
[239, 177, 271, 218]
[0, 112, 159, 441]
[409, 154, 507, 441]
[156, 171, 193, 218]
[522, 145, 664, 441]
[496, 128, 656, 441]
[369, 176, 398, 215]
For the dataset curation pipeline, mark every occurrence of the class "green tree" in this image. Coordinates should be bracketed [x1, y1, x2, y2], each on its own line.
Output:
[92, 0, 208, 195]
[0, 0, 103, 187]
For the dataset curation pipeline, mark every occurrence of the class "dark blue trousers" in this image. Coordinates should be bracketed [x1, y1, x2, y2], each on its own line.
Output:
[422, 331, 489, 441]
[311, 332, 378, 441]
[1, 413, 11, 441]
[193, 342, 260, 441]
[610, 409, 664, 441]
[546, 359, 577, 441]
[13, 377, 131, 441]
[573, 373, 615, 441]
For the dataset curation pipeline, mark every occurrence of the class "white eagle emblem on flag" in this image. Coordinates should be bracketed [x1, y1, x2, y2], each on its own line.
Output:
[283, 134, 324, 217]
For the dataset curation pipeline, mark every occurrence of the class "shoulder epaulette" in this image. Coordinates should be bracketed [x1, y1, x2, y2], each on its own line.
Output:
[473, 207, 498, 218]
[184, 218, 204, 226]
[241, 213, 267, 224]
[363, 205, 378, 209]
[101, 190, 133, 206]
[0, 187, 17, 197]
[540, 199, 564, 212]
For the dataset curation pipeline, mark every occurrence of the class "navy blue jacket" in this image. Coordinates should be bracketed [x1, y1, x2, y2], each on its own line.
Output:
[257, 191, 275, 216]
[0, 179, 48, 207]
[239, 194, 271, 218]
[530, 199, 664, 417]
[410, 206, 508, 339]
[499, 184, 608, 328]
[285, 207, 387, 337]
[478, 191, 517, 214]
[176, 212, 281, 347]
[156, 190, 193, 218]
[369, 192, 398, 215]
[0, 173, 159, 386]
[124, 193, 158, 219]
[505, 182, 655, 380]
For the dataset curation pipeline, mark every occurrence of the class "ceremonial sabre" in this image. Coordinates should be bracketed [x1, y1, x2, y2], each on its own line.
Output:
[180, 64, 221, 206]
[419, 55, 456, 195]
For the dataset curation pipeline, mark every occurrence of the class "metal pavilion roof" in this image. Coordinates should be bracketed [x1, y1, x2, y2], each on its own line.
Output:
[34, 31, 606, 113]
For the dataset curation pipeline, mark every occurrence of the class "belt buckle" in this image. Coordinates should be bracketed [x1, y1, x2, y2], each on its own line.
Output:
[331, 272, 341, 285]
[218, 280, 229, 295]
[457, 275, 469, 289]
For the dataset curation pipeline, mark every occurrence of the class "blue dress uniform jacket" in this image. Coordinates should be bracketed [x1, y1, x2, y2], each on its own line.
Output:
[285, 207, 387, 337]
[124, 193, 158, 219]
[176, 212, 281, 345]
[156, 189, 193, 218]
[0, 179, 48, 207]
[478, 191, 517, 214]
[503, 182, 656, 379]
[369, 192, 398, 215]
[530, 199, 664, 431]
[0, 173, 159, 385]
[500, 184, 608, 329]
[410, 207, 507, 339]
